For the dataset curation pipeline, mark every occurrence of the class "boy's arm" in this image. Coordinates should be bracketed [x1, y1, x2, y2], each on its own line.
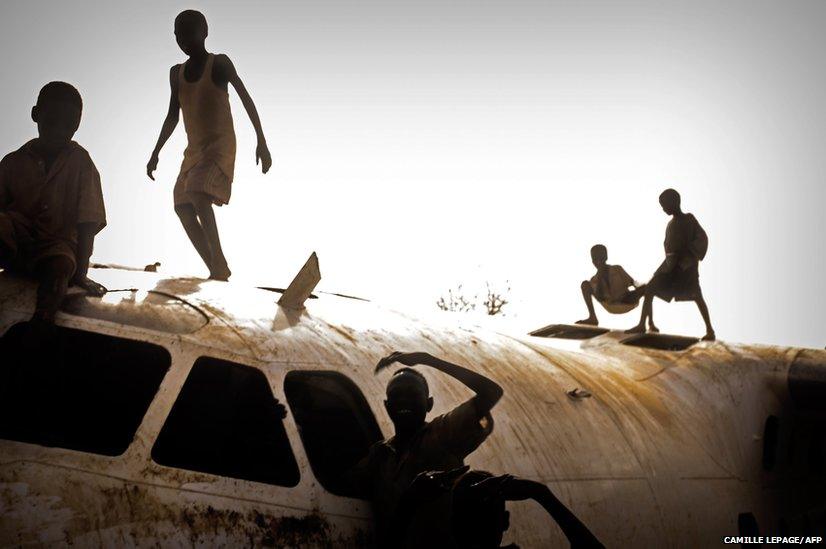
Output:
[473, 476, 605, 549]
[147, 66, 181, 180]
[71, 223, 106, 296]
[217, 54, 272, 173]
[530, 483, 605, 548]
[618, 266, 636, 289]
[376, 352, 504, 416]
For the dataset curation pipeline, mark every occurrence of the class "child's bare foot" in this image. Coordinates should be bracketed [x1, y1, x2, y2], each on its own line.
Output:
[575, 316, 598, 326]
[209, 263, 231, 281]
[625, 323, 646, 334]
[702, 330, 716, 341]
[648, 321, 660, 333]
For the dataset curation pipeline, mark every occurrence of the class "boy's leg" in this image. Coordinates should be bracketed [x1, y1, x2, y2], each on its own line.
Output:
[576, 281, 599, 325]
[694, 289, 715, 341]
[639, 286, 659, 332]
[630, 284, 659, 332]
[175, 203, 212, 269]
[32, 255, 74, 323]
[647, 305, 659, 333]
[626, 285, 655, 334]
[189, 192, 231, 280]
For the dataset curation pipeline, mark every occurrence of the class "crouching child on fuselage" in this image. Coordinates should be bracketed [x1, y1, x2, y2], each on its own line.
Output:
[575, 244, 651, 329]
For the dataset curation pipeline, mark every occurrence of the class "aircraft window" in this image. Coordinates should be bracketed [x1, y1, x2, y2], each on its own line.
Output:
[0, 322, 170, 456]
[152, 357, 299, 487]
[529, 324, 610, 340]
[284, 370, 382, 498]
[621, 333, 698, 351]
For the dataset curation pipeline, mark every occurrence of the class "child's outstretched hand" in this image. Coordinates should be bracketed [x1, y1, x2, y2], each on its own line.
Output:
[146, 153, 159, 181]
[374, 351, 430, 374]
[256, 142, 272, 174]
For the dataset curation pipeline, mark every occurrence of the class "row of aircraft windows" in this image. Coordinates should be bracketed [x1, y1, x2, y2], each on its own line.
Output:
[0, 322, 381, 498]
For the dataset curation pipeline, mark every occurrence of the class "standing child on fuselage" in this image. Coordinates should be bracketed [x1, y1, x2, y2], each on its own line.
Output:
[626, 188, 715, 341]
[147, 10, 272, 280]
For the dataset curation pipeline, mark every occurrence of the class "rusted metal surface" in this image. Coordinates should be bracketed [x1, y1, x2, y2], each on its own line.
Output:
[0, 268, 824, 547]
[60, 289, 209, 334]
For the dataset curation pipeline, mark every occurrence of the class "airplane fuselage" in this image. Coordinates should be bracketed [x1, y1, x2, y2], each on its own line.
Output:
[0, 268, 823, 547]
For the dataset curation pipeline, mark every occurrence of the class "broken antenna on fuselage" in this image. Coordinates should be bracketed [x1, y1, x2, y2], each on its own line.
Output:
[278, 252, 321, 310]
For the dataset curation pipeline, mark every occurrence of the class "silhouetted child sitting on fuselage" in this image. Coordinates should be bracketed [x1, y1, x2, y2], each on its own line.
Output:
[576, 244, 653, 330]
[0, 82, 107, 323]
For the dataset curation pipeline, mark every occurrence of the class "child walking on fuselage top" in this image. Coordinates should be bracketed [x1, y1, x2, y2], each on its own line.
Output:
[147, 10, 272, 280]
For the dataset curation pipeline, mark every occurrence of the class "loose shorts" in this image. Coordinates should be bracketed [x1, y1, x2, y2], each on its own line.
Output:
[174, 161, 231, 207]
[0, 211, 76, 276]
[651, 262, 701, 302]
[598, 287, 643, 314]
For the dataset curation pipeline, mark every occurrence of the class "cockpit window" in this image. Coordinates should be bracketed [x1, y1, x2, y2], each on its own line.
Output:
[152, 357, 299, 487]
[284, 370, 382, 498]
[0, 322, 170, 456]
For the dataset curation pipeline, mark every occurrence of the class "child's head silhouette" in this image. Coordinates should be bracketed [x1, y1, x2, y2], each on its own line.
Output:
[175, 10, 208, 55]
[659, 188, 681, 215]
[31, 82, 82, 150]
[590, 244, 608, 267]
[384, 367, 433, 433]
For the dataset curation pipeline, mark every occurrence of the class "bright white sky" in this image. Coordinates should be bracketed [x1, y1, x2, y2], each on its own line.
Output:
[1, 0, 824, 348]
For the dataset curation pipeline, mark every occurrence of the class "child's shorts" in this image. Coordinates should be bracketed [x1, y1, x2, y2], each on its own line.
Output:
[652, 263, 701, 302]
[599, 289, 642, 314]
[174, 161, 232, 207]
[0, 211, 76, 276]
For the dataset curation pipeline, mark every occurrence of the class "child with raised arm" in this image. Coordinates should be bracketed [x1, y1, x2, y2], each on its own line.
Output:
[147, 10, 272, 280]
[346, 351, 504, 547]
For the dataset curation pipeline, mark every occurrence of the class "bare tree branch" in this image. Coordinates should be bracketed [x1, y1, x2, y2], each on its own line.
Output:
[437, 281, 510, 316]
[483, 281, 510, 316]
[436, 284, 477, 313]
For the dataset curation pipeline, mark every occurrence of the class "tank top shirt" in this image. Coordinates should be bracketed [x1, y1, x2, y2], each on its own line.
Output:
[178, 54, 236, 182]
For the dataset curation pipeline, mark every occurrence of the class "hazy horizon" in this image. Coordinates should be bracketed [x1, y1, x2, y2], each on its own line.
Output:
[1, 0, 824, 348]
